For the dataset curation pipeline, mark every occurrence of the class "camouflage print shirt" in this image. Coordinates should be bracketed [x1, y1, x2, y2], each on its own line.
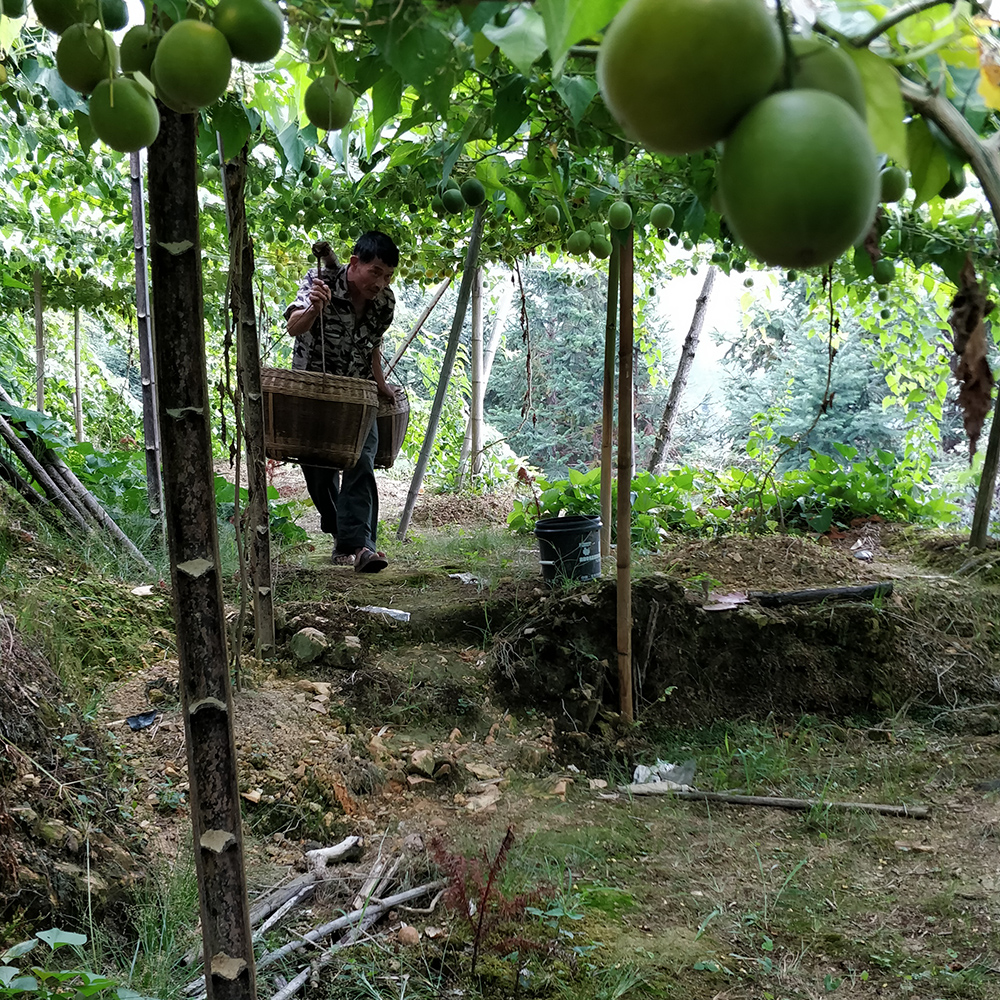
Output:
[284, 261, 395, 379]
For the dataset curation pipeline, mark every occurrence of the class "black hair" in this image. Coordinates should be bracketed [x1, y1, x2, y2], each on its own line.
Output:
[353, 231, 400, 268]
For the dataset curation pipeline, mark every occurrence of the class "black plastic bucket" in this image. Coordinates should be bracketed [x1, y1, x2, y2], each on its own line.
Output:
[534, 515, 602, 584]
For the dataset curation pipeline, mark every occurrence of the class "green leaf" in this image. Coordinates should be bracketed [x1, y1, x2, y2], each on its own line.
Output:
[481, 5, 547, 76]
[535, 0, 624, 76]
[493, 74, 528, 143]
[370, 68, 403, 140]
[275, 120, 304, 173]
[36, 928, 88, 950]
[212, 102, 253, 162]
[848, 48, 906, 167]
[553, 74, 598, 125]
[906, 118, 950, 207]
[0, 942, 37, 963]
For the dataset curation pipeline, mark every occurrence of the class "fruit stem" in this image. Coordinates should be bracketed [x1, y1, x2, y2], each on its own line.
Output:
[775, 0, 795, 90]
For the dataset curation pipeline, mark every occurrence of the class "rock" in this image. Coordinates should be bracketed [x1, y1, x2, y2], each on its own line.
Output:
[290, 628, 328, 663]
[408, 749, 437, 778]
[465, 762, 500, 780]
[465, 784, 501, 812]
[369, 735, 389, 764]
[403, 833, 425, 852]
[330, 635, 363, 669]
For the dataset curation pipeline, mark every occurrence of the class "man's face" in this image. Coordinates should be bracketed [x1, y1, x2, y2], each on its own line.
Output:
[349, 255, 395, 300]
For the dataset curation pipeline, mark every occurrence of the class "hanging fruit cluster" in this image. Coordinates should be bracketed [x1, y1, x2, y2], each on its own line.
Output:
[37, 0, 284, 153]
[597, 0, 883, 269]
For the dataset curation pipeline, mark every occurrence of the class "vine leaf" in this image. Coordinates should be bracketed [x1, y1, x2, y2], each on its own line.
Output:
[948, 256, 995, 457]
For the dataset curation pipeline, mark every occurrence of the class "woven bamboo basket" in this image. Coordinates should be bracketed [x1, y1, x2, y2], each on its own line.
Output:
[374, 384, 410, 470]
[261, 368, 378, 470]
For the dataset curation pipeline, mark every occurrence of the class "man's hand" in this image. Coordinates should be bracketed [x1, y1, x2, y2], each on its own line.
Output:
[306, 278, 332, 310]
[377, 382, 398, 402]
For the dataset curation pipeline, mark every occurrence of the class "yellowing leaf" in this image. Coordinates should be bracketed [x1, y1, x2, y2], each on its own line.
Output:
[977, 69, 1000, 109]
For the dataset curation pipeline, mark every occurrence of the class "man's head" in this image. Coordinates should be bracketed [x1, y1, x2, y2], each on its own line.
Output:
[348, 231, 399, 301]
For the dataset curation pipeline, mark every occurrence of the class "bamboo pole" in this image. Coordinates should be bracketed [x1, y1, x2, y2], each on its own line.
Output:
[130, 149, 165, 521]
[397, 204, 486, 540]
[0, 383, 153, 571]
[73, 307, 84, 443]
[601, 240, 620, 559]
[457, 273, 514, 484]
[617, 228, 634, 724]
[619, 786, 931, 819]
[646, 266, 716, 473]
[470, 265, 484, 479]
[33, 270, 44, 412]
[384, 276, 452, 378]
[0, 412, 90, 533]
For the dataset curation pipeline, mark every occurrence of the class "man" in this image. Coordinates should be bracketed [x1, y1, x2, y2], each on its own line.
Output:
[284, 231, 400, 573]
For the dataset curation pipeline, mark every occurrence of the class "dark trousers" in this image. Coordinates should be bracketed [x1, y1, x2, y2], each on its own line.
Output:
[301, 421, 380, 554]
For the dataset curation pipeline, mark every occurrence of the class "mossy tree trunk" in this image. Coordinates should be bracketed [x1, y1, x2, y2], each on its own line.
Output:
[147, 105, 256, 1000]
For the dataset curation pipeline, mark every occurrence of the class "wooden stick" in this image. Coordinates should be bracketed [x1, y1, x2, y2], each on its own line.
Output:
[749, 582, 894, 606]
[618, 785, 930, 819]
[385, 276, 452, 377]
[268, 909, 383, 1000]
[256, 880, 445, 970]
[305, 835, 364, 874]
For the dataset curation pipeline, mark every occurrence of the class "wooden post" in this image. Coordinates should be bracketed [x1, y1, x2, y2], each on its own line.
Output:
[148, 104, 257, 1000]
[601, 240, 620, 559]
[73, 307, 83, 443]
[33, 270, 44, 412]
[221, 141, 275, 653]
[616, 227, 634, 724]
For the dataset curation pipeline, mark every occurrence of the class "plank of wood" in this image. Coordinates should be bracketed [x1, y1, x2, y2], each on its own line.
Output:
[749, 582, 894, 606]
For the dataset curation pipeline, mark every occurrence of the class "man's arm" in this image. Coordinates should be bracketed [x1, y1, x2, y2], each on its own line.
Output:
[286, 278, 331, 337]
[371, 344, 395, 400]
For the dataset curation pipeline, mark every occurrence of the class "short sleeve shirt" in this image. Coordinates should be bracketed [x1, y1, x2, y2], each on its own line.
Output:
[284, 261, 395, 379]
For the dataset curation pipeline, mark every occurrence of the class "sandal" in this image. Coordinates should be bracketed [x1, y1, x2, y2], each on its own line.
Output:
[354, 548, 388, 574]
[331, 551, 356, 566]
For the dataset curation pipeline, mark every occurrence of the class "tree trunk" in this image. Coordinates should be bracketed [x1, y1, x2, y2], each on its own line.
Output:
[897, 79, 1000, 548]
[147, 104, 256, 1000]
[397, 204, 486, 540]
[223, 144, 275, 653]
[601, 241, 620, 559]
[33, 270, 44, 412]
[470, 266, 484, 479]
[456, 272, 513, 485]
[646, 266, 716, 473]
[73, 307, 83, 443]
[130, 150, 164, 521]
[617, 228, 634, 725]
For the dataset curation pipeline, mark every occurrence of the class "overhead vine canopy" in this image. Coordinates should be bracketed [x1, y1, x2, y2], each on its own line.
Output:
[0, 0, 998, 306]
